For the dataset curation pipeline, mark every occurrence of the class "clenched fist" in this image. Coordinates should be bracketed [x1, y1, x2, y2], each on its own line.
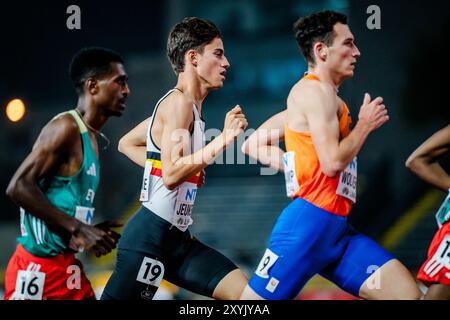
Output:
[358, 93, 389, 132]
[223, 105, 248, 141]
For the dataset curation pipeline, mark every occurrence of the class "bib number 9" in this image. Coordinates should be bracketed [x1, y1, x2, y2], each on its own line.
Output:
[255, 249, 279, 279]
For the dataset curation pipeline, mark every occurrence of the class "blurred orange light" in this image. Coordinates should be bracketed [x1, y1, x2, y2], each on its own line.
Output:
[6, 99, 26, 122]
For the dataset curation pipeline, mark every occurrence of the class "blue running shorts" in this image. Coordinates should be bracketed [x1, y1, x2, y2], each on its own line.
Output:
[248, 197, 394, 299]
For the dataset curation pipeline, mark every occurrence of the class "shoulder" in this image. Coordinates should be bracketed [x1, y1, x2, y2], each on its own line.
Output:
[440, 124, 450, 138]
[289, 79, 336, 111]
[159, 91, 194, 125]
[37, 113, 80, 150]
[337, 96, 348, 108]
[427, 124, 450, 147]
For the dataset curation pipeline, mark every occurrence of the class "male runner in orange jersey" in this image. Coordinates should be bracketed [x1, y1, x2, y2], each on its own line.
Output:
[240, 10, 421, 300]
[406, 124, 450, 300]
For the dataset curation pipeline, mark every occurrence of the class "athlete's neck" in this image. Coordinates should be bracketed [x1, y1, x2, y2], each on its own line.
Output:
[76, 97, 108, 130]
[307, 66, 341, 94]
[175, 72, 207, 114]
[75, 99, 111, 150]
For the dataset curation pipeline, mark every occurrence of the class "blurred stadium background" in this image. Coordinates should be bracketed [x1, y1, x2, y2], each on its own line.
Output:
[0, 0, 449, 299]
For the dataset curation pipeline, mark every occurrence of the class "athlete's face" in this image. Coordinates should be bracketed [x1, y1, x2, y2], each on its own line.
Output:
[93, 62, 130, 117]
[326, 23, 360, 79]
[196, 37, 230, 89]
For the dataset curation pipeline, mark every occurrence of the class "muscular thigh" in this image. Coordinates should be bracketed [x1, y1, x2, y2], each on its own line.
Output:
[166, 236, 238, 298]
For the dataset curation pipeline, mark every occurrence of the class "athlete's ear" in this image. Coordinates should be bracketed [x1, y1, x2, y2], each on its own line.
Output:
[187, 49, 198, 67]
[314, 43, 328, 61]
[86, 78, 99, 95]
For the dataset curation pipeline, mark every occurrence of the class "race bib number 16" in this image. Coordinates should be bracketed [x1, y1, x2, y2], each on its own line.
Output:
[14, 269, 45, 300]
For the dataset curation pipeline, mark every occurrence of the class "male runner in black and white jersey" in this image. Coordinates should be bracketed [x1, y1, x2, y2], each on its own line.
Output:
[101, 17, 248, 300]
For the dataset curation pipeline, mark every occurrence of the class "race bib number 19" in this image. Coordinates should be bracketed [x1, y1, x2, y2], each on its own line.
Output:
[136, 257, 165, 288]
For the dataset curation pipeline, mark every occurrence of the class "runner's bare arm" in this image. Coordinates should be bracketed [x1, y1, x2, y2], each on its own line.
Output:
[6, 117, 84, 234]
[160, 95, 247, 190]
[406, 124, 450, 192]
[242, 110, 286, 172]
[301, 87, 388, 177]
[6, 116, 119, 256]
[118, 117, 150, 168]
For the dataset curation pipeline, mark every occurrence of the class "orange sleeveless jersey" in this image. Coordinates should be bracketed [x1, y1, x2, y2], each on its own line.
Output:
[284, 74, 353, 216]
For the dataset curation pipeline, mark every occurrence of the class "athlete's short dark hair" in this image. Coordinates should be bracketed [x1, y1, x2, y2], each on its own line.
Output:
[167, 17, 221, 75]
[293, 10, 348, 65]
[69, 47, 124, 95]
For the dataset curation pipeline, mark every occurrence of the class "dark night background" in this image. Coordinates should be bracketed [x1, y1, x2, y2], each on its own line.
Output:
[0, 0, 449, 299]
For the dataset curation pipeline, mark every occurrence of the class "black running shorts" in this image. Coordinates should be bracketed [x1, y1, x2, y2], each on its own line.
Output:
[101, 206, 238, 300]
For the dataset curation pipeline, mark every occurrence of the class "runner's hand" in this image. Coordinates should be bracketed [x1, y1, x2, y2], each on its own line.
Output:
[70, 220, 122, 257]
[358, 93, 389, 131]
[223, 105, 248, 140]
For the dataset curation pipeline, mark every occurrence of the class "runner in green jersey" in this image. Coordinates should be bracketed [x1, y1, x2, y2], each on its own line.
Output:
[4, 47, 129, 300]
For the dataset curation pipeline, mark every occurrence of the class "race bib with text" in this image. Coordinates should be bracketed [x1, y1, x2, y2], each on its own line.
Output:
[336, 157, 357, 203]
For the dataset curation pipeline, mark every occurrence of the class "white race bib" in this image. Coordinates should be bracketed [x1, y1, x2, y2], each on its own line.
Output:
[140, 160, 152, 202]
[20, 207, 27, 236]
[336, 157, 357, 203]
[70, 206, 94, 253]
[13, 264, 45, 300]
[74, 206, 95, 225]
[255, 248, 279, 279]
[136, 257, 165, 288]
[282, 152, 300, 197]
[172, 184, 197, 231]
[436, 190, 450, 228]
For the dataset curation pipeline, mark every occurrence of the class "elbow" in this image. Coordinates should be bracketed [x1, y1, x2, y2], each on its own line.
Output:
[241, 139, 249, 155]
[405, 156, 418, 171]
[405, 156, 424, 176]
[322, 167, 339, 178]
[5, 184, 14, 200]
[241, 137, 260, 159]
[6, 179, 19, 202]
[117, 137, 126, 154]
[321, 161, 344, 178]
[163, 175, 178, 191]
